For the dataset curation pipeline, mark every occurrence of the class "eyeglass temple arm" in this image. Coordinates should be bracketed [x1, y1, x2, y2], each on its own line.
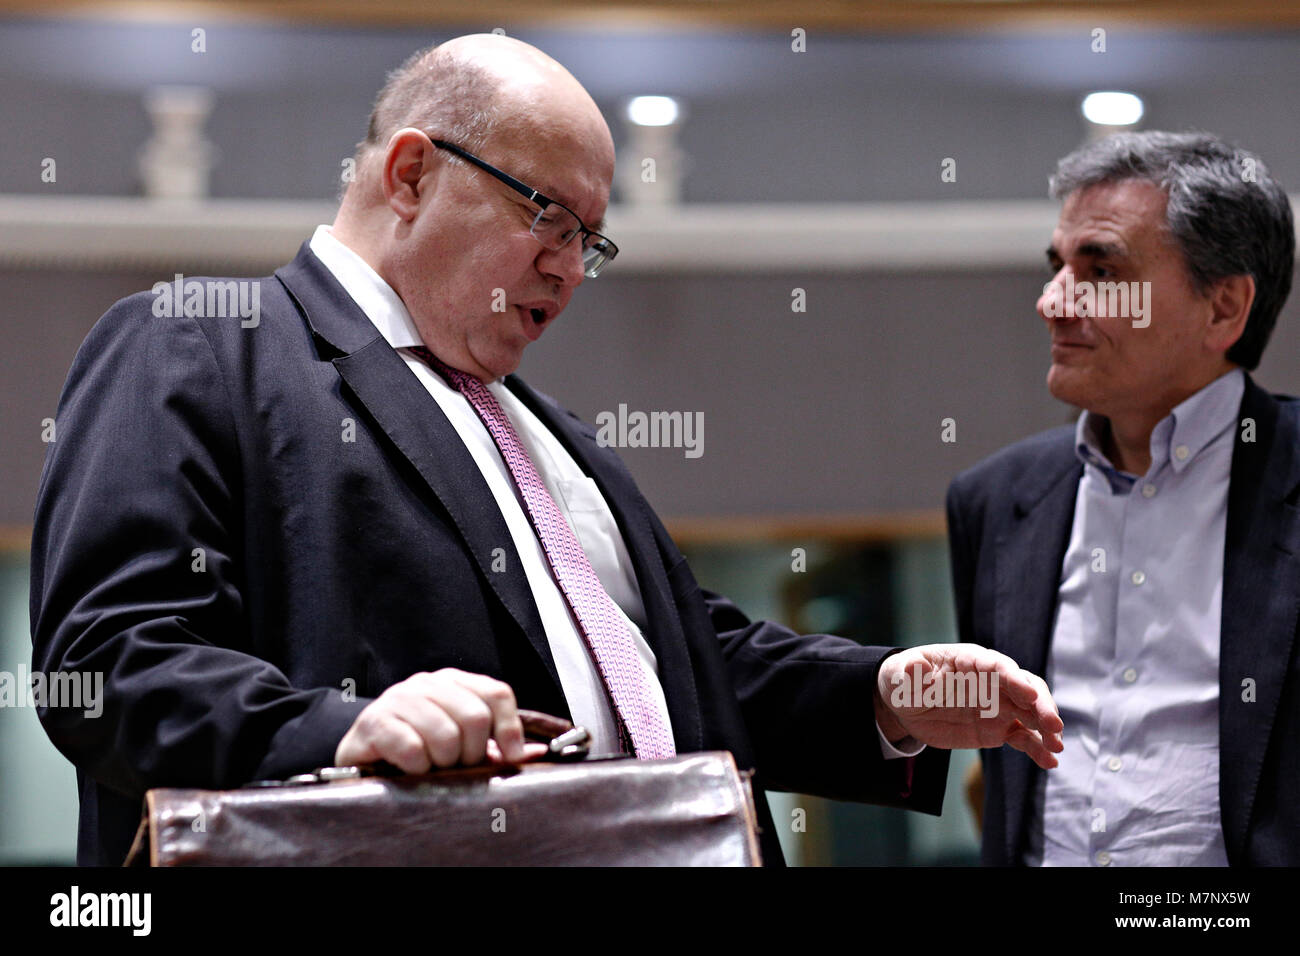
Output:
[429, 138, 554, 208]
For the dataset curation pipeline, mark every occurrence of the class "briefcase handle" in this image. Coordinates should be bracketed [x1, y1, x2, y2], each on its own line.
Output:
[362, 708, 592, 769]
[516, 709, 591, 758]
[243, 709, 592, 790]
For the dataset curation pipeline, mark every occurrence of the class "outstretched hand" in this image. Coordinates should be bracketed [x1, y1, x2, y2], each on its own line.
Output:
[874, 644, 1064, 770]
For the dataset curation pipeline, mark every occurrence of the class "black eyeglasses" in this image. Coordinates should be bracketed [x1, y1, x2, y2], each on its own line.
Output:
[429, 138, 618, 278]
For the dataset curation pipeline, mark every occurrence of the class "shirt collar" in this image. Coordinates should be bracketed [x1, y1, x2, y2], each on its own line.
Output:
[1074, 413, 1132, 492]
[1160, 367, 1245, 474]
[1074, 368, 1244, 490]
[308, 224, 424, 350]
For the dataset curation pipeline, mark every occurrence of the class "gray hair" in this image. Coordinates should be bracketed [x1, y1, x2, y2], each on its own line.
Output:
[1049, 130, 1294, 370]
[342, 42, 505, 200]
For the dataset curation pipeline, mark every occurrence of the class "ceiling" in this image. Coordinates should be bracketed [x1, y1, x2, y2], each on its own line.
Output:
[3, 0, 1300, 31]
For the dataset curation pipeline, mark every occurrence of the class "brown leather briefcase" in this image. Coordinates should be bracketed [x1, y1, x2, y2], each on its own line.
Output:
[125, 711, 762, 867]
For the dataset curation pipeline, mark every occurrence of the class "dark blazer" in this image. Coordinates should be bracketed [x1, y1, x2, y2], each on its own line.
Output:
[946, 374, 1300, 866]
[30, 243, 949, 866]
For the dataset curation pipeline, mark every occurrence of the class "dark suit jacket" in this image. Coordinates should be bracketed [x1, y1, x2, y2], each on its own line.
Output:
[30, 243, 949, 866]
[946, 374, 1300, 865]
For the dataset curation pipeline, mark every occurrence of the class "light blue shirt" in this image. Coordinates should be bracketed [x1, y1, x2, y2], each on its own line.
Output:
[1027, 368, 1244, 866]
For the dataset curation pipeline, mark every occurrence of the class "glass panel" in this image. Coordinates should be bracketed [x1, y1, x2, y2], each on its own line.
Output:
[678, 531, 980, 866]
[0, 552, 78, 864]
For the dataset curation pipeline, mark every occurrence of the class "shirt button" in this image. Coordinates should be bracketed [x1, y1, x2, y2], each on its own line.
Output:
[1107, 756, 1123, 772]
[1131, 570, 1146, 586]
[1122, 667, 1138, 683]
[1141, 483, 1157, 498]
[1175, 445, 1190, 461]
[1096, 851, 1112, 866]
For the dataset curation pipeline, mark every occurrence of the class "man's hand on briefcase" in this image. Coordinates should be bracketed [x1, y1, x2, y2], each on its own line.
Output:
[334, 668, 550, 772]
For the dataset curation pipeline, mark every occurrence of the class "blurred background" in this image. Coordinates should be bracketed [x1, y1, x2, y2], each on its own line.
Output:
[1, 0, 1297, 865]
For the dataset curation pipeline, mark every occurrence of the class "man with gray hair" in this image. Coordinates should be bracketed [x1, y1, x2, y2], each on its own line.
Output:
[947, 130, 1298, 866]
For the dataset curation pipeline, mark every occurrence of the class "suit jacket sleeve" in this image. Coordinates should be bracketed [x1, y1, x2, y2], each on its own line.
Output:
[29, 294, 369, 801]
[705, 585, 950, 813]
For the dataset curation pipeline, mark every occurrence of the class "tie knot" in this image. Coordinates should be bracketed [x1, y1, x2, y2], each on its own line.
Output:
[407, 345, 476, 394]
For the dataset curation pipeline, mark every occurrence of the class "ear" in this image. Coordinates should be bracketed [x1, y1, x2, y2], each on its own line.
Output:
[380, 128, 438, 222]
[1204, 273, 1255, 356]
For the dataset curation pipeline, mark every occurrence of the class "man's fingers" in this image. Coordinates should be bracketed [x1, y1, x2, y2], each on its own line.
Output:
[343, 708, 440, 773]
[408, 675, 498, 765]
[1014, 667, 1064, 735]
[487, 739, 550, 763]
[972, 651, 1063, 739]
[1004, 720, 1060, 770]
[443, 670, 527, 763]
[992, 690, 1064, 744]
[988, 657, 1044, 710]
[336, 669, 528, 771]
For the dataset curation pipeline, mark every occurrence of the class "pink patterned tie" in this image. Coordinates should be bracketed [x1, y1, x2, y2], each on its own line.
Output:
[409, 346, 676, 760]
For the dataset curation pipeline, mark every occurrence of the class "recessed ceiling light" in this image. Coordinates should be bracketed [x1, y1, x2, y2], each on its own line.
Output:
[1082, 91, 1144, 126]
[626, 95, 681, 127]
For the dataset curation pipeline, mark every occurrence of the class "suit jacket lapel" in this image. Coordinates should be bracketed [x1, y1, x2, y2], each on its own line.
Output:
[503, 375, 705, 753]
[993, 435, 1081, 863]
[274, 244, 562, 693]
[1219, 375, 1300, 862]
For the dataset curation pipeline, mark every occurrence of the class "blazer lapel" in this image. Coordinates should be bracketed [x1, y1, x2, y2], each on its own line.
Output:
[1219, 375, 1300, 862]
[993, 436, 1081, 863]
[503, 376, 705, 753]
[274, 244, 562, 693]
